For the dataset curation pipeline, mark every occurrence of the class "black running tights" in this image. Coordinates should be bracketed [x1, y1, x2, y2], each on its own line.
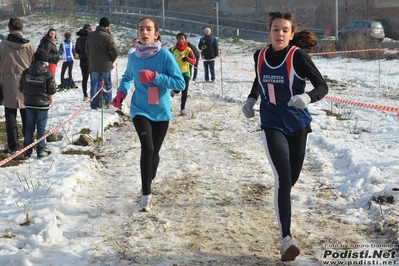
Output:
[133, 115, 169, 195]
[261, 128, 308, 239]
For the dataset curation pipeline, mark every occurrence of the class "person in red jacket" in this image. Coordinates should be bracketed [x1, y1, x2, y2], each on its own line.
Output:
[38, 28, 60, 104]
[169, 32, 196, 116]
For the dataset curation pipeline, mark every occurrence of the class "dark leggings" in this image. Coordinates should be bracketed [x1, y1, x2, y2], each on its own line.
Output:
[133, 115, 169, 195]
[173, 75, 190, 111]
[80, 58, 89, 98]
[4, 107, 26, 151]
[60, 61, 74, 88]
[261, 128, 308, 239]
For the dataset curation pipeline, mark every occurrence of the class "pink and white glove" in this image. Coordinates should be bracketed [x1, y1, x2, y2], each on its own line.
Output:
[112, 91, 126, 110]
[139, 69, 158, 83]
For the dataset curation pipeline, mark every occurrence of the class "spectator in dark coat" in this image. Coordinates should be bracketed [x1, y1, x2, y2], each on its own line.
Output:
[85, 17, 119, 110]
[198, 28, 218, 82]
[75, 24, 92, 101]
[39, 29, 59, 66]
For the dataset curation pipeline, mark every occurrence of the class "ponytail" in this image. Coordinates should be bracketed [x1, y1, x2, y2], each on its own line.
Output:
[290, 29, 318, 53]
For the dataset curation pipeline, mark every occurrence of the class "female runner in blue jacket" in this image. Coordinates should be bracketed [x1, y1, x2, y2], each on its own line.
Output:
[112, 17, 185, 212]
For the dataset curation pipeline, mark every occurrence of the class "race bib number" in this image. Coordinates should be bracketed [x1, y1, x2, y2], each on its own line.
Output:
[148, 87, 159, 105]
[267, 83, 276, 105]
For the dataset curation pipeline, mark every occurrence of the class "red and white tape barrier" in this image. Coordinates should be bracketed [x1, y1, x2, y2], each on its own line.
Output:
[324, 95, 399, 116]
[220, 56, 255, 78]
[0, 62, 120, 167]
[309, 48, 385, 56]
[0, 87, 106, 166]
[221, 48, 399, 117]
[221, 47, 396, 60]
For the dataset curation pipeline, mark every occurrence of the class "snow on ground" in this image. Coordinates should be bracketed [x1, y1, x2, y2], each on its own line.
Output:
[0, 13, 398, 266]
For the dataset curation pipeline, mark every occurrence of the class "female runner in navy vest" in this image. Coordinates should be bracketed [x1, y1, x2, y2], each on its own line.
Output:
[242, 9, 328, 261]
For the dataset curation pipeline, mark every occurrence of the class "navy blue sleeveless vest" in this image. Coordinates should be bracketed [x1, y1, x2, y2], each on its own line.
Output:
[257, 46, 312, 134]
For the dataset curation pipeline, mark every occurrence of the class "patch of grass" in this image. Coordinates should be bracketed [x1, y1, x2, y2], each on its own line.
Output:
[229, 37, 244, 44]
[0, 121, 7, 143]
[0, 153, 25, 167]
[323, 76, 348, 92]
[314, 35, 384, 60]
[0, 121, 22, 144]
[79, 128, 91, 134]
[371, 195, 395, 205]
[1, 232, 16, 239]
[313, 40, 337, 59]
[0, 121, 25, 167]
[241, 182, 271, 203]
[104, 121, 123, 131]
[324, 77, 338, 84]
[337, 34, 384, 60]
[384, 52, 399, 60]
[0, 121, 23, 141]
[0, 117, 125, 167]
[62, 149, 101, 160]
[322, 109, 345, 120]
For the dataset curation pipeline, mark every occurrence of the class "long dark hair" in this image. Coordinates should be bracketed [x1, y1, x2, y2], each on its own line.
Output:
[46, 28, 57, 40]
[290, 29, 317, 53]
[268, 9, 317, 53]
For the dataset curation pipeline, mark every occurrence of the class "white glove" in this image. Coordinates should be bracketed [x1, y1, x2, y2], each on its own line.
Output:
[287, 93, 311, 109]
[242, 98, 257, 118]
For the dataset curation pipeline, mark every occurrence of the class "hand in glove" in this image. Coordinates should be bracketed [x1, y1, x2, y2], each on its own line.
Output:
[112, 91, 126, 110]
[242, 98, 257, 118]
[182, 57, 188, 62]
[287, 93, 311, 109]
[139, 70, 158, 83]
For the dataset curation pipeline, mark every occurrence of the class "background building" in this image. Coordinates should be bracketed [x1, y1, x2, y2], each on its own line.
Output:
[128, 0, 399, 38]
